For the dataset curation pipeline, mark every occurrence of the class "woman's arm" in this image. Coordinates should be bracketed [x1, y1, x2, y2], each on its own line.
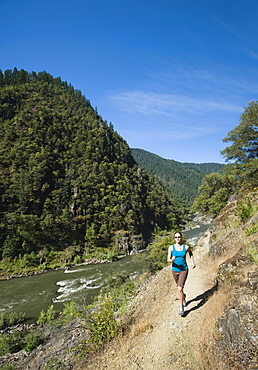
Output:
[167, 245, 176, 263]
[186, 245, 196, 269]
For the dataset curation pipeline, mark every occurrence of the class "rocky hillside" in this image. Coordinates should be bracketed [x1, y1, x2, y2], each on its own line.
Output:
[196, 186, 258, 369]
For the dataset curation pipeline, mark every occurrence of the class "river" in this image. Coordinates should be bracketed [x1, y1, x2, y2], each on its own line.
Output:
[0, 223, 209, 323]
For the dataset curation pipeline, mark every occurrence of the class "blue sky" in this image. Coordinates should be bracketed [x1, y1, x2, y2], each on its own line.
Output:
[1, 0, 258, 163]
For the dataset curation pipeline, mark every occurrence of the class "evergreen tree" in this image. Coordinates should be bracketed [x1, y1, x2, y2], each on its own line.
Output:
[191, 172, 237, 215]
[222, 100, 258, 162]
[221, 100, 258, 186]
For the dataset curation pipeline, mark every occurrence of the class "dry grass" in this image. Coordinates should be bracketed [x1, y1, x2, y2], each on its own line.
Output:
[129, 319, 151, 338]
[200, 239, 244, 272]
[182, 285, 233, 370]
[187, 252, 257, 369]
[175, 250, 238, 370]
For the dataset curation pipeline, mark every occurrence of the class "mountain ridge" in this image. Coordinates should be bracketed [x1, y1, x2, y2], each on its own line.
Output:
[131, 148, 224, 208]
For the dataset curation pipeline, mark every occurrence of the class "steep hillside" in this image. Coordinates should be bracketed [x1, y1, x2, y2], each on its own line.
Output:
[0, 69, 182, 264]
[131, 148, 224, 207]
[199, 187, 258, 369]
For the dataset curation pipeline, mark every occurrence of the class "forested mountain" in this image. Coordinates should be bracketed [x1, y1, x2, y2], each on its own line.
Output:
[0, 68, 183, 262]
[131, 148, 224, 207]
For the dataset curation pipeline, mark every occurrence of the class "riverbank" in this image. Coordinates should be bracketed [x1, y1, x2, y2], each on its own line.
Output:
[0, 214, 209, 281]
[0, 251, 148, 326]
[0, 255, 126, 281]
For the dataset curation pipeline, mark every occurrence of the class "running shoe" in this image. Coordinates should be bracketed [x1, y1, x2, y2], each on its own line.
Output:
[178, 304, 184, 316]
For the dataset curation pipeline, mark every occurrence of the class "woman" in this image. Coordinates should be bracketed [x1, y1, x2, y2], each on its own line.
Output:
[167, 231, 196, 316]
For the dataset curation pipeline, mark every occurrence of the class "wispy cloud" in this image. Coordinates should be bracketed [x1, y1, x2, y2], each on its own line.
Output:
[118, 125, 218, 142]
[149, 62, 258, 97]
[108, 90, 242, 117]
[248, 50, 258, 60]
[103, 61, 251, 161]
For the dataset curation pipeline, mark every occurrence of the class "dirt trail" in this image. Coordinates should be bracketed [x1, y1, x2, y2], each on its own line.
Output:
[82, 248, 221, 370]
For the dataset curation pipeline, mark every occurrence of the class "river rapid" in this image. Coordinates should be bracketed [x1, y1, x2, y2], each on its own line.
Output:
[0, 222, 209, 323]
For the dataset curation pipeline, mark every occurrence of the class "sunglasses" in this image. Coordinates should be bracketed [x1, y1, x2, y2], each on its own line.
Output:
[175, 236, 181, 238]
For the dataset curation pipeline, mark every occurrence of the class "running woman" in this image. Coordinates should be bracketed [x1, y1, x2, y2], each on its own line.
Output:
[167, 231, 196, 316]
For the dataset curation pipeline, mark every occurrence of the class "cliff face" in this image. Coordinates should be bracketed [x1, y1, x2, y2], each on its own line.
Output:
[196, 187, 258, 369]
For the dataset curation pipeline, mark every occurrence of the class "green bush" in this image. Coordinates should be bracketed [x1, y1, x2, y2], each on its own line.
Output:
[247, 242, 258, 264]
[236, 197, 255, 223]
[73, 255, 82, 264]
[0, 311, 26, 329]
[106, 250, 118, 261]
[98, 270, 138, 316]
[37, 305, 58, 325]
[147, 233, 175, 271]
[102, 271, 130, 293]
[87, 294, 118, 350]
[0, 330, 23, 355]
[61, 301, 80, 323]
[245, 224, 258, 236]
[0, 329, 44, 356]
[23, 331, 44, 352]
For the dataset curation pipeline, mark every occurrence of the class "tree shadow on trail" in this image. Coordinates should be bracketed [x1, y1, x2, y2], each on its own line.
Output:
[183, 280, 218, 317]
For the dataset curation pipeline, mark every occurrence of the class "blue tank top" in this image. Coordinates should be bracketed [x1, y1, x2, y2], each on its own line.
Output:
[171, 244, 188, 272]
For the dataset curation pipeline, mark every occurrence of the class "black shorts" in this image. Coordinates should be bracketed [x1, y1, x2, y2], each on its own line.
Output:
[172, 269, 188, 288]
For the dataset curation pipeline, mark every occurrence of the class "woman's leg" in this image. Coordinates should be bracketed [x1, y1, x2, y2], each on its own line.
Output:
[177, 285, 184, 304]
[177, 270, 188, 314]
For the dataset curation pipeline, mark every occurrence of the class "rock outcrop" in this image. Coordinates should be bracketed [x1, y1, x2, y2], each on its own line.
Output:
[16, 318, 89, 370]
[196, 187, 258, 369]
[114, 231, 145, 255]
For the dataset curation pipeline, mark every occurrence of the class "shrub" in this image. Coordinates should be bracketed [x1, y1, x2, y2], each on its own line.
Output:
[147, 233, 175, 271]
[73, 255, 82, 264]
[247, 242, 258, 264]
[61, 301, 80, 323]
[236, 197, 255, 223]
[87, 294, 118, 350]
[0, 311, 26, 329]
[106, 250, 118, 261]
[37, 305, 58, 325]
[23, 331, 44, 352]
[245, 224, 258, 236]
[0, 329, 44, 356]
[102, 271, 130, 293]
[0, 330, 24, 355]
